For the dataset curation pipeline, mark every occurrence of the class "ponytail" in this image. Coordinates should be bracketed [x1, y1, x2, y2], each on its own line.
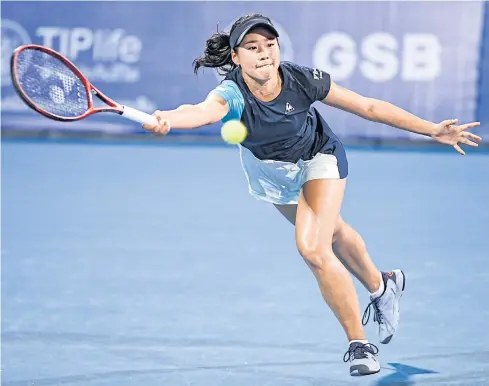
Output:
[193, 14, 273, 75]
[193, 31, 237, 75]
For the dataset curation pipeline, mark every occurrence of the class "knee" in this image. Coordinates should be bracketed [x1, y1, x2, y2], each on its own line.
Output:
[332, 216, 346, 244]
[333, 217, 365, 248]
[297, 241, 334, 271]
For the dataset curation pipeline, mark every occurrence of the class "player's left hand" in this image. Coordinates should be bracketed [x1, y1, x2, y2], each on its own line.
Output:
[432, 119, 482, 155]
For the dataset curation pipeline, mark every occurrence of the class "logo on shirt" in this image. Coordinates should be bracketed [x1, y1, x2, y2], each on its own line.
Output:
[313, 68, 323, 80]
[285, 102, 295, 114]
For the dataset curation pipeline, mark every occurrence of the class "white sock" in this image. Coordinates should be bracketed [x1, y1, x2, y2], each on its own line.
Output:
[349, 339, 369, 345]
[369, 272, 385, 299]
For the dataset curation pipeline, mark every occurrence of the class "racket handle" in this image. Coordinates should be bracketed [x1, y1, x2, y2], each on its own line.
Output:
[121, 105, 158, 126]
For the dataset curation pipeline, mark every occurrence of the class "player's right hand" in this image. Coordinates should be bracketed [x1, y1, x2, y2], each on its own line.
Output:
[142, 111, 171, 135]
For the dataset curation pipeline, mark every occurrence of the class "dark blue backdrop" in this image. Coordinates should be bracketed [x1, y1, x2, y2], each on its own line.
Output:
[1, 1, 487, 142]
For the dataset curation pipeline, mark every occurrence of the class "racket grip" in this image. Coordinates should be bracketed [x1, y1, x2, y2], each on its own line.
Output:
[121, 105, 158, 126]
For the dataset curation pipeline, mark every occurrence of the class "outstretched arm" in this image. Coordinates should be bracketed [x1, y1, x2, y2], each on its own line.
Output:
[142, 93, 229, 135]
[322, 81, 482, 155]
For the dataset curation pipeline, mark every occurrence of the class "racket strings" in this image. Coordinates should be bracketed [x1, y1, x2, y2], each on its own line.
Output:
[16, 49, 89, 118]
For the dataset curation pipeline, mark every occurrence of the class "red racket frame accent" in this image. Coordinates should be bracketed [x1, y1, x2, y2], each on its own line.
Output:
[10, 44, 124, 122]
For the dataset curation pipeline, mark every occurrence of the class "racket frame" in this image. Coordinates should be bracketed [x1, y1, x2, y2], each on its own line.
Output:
[10, 44, 125, 122]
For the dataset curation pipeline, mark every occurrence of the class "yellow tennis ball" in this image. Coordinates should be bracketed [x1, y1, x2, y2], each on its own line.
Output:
[221, 120, 247, 144]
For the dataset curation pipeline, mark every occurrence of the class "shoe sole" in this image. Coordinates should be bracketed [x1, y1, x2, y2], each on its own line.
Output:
[350, 365, 381, 376]
[380, 270, 405, 344]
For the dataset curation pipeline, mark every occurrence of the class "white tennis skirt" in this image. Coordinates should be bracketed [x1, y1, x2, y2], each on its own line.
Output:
[238, 145, 345, 205]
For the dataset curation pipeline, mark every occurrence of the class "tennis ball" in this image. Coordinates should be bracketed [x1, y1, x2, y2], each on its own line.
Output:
[221, 120, 247, 144]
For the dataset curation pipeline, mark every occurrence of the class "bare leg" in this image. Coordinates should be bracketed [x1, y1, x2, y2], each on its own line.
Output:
[275, 204, 381, 293]
[333, 221, 381, 293]
[295, 178, 365, 340]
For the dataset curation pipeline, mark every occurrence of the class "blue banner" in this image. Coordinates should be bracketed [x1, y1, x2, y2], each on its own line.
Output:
[477, 2, 489, 139]
[1, 1, 486, 142]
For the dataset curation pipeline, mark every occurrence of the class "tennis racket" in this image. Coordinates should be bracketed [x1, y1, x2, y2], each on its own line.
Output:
[10, 44, 158, 126]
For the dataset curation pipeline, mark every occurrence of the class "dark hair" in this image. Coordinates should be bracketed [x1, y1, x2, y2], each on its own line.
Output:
[193, 13, 273, 75]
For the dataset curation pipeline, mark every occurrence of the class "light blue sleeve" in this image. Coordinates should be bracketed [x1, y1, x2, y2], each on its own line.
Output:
[208, 80, 245, 123]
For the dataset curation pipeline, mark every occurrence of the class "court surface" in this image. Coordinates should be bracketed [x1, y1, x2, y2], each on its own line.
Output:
[2, 140, 489, 385]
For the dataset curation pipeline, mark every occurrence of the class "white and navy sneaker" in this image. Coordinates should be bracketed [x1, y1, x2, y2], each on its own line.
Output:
[343, 342, 380, 376]
[362, 269, 406, 344]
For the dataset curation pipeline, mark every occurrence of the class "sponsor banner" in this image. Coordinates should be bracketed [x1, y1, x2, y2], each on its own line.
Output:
[1, 2, 485, 141]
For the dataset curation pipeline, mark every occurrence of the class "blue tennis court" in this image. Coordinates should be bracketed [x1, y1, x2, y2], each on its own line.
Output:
[2, 140, 489, 385]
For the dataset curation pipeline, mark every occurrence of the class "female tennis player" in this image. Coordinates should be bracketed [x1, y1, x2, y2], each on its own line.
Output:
[142, 14, 482, 376]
